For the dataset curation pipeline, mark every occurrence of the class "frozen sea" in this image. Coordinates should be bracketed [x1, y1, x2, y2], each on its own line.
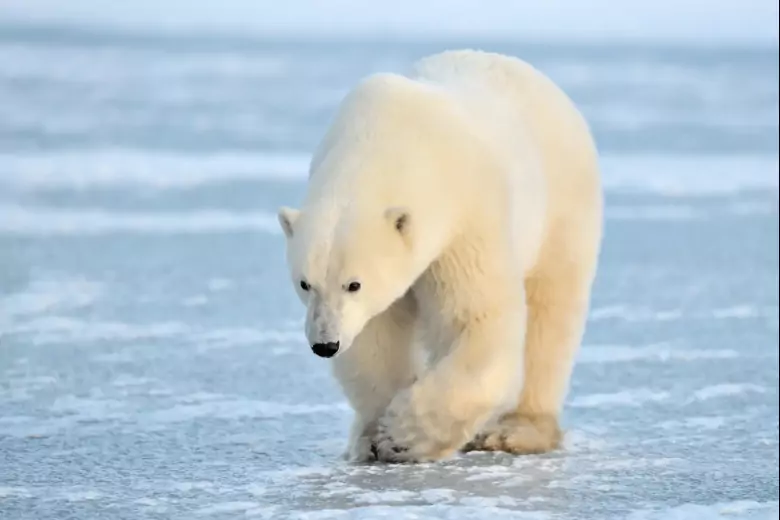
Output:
[0, 23, 778, 520]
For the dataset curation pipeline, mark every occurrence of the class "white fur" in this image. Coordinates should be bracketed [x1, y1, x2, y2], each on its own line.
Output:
[279, 50, 603, 463]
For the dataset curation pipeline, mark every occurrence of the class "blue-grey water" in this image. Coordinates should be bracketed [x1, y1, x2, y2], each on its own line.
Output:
[0, 24, 778, 520]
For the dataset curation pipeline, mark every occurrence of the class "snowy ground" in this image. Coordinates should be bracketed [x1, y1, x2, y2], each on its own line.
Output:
[0, 23, 778, 519]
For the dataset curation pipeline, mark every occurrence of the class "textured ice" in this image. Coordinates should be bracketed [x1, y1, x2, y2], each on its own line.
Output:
[0, 23, 778, 520]
[691, 384, 768, 401]
[0, 205, 281, 236]
[0, 152, 777, 195]
[0, 150, 311, 190]
[576, 344, 740, 363]
[0, 198, 776, 236]
[568, 389, 671, 408]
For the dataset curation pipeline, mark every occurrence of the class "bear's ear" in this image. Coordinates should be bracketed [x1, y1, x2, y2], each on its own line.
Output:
[278, 206, 301, 238]
[384, 206, 410, 236]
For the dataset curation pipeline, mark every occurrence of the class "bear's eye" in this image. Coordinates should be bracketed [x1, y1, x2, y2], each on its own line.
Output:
[300, 280, 310, 291]
[346, 281, 361, 293]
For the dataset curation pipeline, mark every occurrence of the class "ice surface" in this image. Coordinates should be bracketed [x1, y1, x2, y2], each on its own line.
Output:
[0, 0, 777, 44]
[0, 22, 778, 520]
[0, 152, 776, 194]
[0, 205, 282, 236]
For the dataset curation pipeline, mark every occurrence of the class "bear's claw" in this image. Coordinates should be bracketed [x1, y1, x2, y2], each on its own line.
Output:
[371, 427, 414, 463]
[461, 413, 562, 455]
[372, 440, 411, 463]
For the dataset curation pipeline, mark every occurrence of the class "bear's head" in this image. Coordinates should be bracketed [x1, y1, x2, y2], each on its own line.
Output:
[278, 204, 415, 359]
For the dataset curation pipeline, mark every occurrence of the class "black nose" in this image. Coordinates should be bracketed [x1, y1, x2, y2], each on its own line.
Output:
[311, 342, 339, 358]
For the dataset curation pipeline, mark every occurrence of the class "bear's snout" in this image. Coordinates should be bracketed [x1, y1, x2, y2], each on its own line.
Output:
[311, 341, 340, 358]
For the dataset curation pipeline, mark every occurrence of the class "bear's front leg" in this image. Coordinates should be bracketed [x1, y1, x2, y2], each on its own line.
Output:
[331, 291, 418, 463]
[344, 416, 379, 462]
[372, 307, 526, 463]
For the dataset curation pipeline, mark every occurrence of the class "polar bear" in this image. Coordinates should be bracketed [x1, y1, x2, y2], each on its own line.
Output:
[277, 50, 603, 463]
